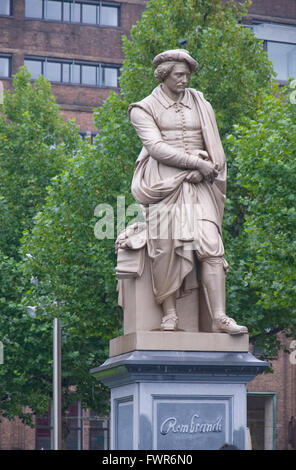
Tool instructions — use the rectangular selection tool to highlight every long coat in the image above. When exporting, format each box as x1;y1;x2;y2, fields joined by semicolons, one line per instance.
128;85;226;304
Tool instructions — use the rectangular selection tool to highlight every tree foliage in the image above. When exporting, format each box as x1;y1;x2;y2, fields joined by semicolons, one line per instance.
0;67;79;258
0;69;108;428
225;88;296;356
120;0;274;134
1;0;284;428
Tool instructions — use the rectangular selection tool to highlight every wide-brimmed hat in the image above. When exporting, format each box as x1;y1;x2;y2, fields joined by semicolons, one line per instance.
153;49;198;73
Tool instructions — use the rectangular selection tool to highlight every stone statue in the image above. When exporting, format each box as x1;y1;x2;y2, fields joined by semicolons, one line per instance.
116;49;247;336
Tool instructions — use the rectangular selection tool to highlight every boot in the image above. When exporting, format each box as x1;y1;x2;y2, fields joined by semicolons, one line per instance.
160;309;179;331
161;294;178;331
200;258;248;335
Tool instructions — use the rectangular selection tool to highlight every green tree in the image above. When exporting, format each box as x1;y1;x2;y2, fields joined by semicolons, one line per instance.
0;68;95;433
3;0;281;434
224;87;296;356
120;0;274;134
0;67;79;258
21;0;277;427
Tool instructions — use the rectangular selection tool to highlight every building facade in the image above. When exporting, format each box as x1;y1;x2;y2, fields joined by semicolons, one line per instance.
242;0;296;82
0;0;296;450
0;0;146;135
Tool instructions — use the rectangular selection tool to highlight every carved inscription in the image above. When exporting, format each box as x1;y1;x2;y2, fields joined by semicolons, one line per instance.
160;414;223;435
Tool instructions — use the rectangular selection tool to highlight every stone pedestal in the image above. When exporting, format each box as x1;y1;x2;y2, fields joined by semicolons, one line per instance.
91;246;268;450
91;349;268;450
117;250;213;336
109;330;249;357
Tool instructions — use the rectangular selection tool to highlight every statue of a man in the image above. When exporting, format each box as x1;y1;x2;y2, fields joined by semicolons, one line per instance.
128;49;247;335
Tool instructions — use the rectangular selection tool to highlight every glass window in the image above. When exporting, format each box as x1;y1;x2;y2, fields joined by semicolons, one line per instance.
63;1;70;21
46;61;62;81
62;62;71;82
249;23;296;82
24;0;120;26
25;0;43;18
24;59;43;79
102;67;118;87
82;64;97;85
36;402;82;450
267;41;296;81
0;56;10;77
82;3;97;24
45;0;62;21
100;5;118;26
65;402;82;450
35;410;52;450
72;63;81;83
0;0;11;15
89;413;110;450
71;2;81;23
23;56;121;87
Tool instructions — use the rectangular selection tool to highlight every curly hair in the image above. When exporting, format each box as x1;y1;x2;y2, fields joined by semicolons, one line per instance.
154;61;183;83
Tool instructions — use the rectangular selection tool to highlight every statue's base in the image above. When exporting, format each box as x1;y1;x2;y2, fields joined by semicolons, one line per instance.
91;348;268;450
109;331;249;357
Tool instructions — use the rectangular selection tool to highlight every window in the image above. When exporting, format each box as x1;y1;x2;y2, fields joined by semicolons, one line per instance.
266;41;296;81
62;62;71;82
0;55;11;78
71;2;81;23
0;0;12;16
46;0;62;21
249;22;296;81
100;4;118;26
247;393;276;450
46;61;62;82
65;402;82;450
24;56;120;87
35;409;52;450
102;66;118;87
36;402;83;450
79;131;97;144
24;58;42;79
25;0;120;26
82;3;97;24
81;64;97;85
89;412;110;450
25;0;43;18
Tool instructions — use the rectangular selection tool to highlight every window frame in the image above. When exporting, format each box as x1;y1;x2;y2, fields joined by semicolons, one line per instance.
99;1;120;27
0;0;12;16
24;0;120;27
24;55;120;88
0;53;12;78
247;392;277;450
24;57;44;79
35;401;83;450
246;21;296;83
265;39;296;82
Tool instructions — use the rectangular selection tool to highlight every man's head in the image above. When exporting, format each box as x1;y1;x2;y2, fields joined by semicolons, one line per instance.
160;61;191;95
153;49;198;83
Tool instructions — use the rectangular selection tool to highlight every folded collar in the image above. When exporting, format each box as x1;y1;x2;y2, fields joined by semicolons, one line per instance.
152;85;192;110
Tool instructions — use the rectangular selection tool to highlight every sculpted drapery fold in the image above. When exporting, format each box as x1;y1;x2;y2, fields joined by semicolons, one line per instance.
128;85;226;304
117;49;248;335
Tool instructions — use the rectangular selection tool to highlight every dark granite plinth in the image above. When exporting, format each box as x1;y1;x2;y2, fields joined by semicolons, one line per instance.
91;350;268;450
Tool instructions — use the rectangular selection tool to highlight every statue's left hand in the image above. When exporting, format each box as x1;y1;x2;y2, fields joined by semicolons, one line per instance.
185;170;203;184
